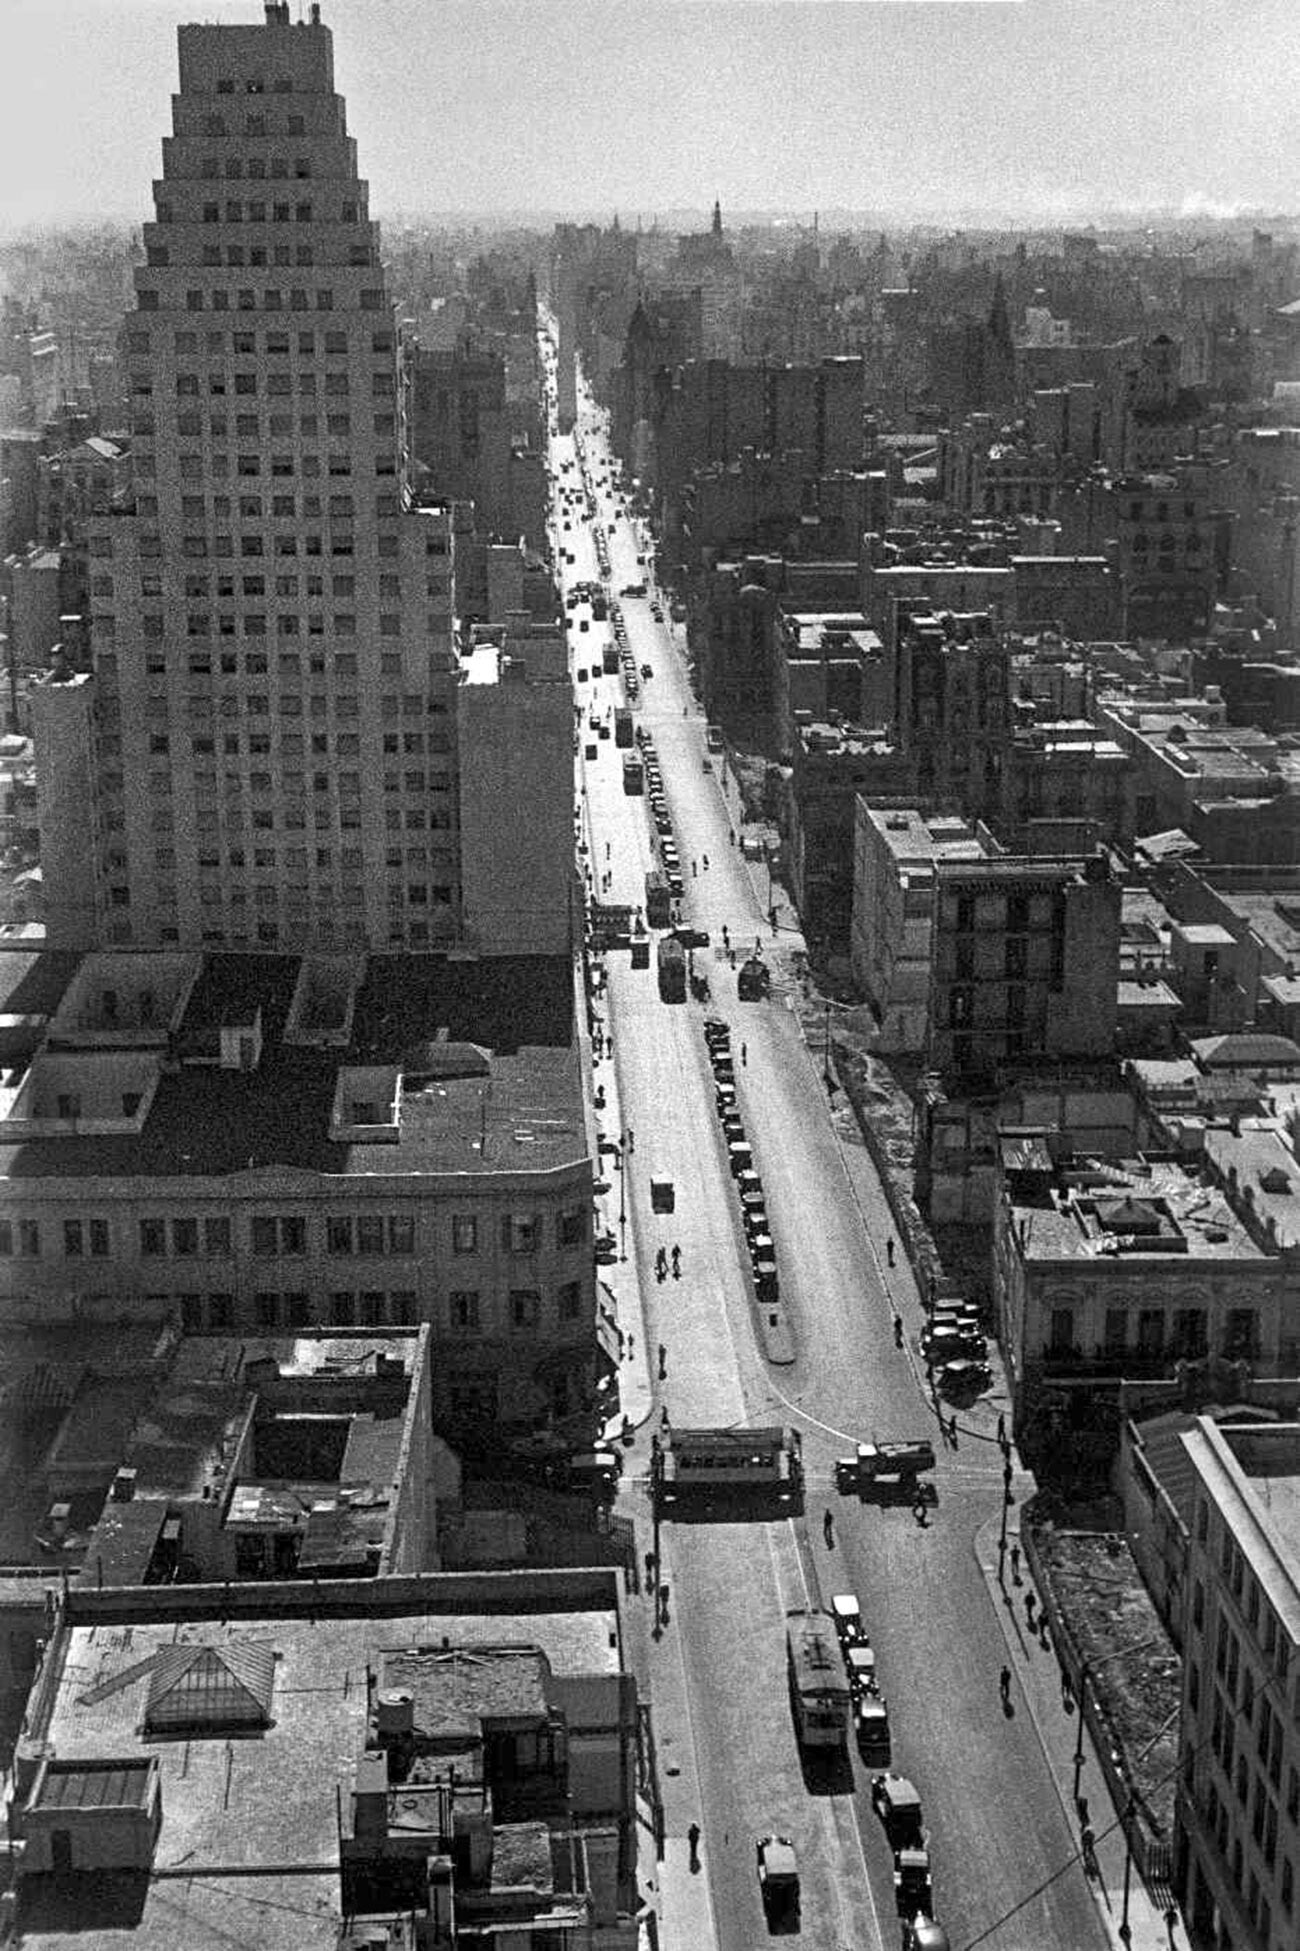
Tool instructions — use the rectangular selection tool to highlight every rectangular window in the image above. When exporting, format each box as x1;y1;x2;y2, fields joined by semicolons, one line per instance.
327;1215;353;1256
140;1218;166;1256
171;1217;199;1257
506;1214;538;1253
452;1214;478;1254
204;1216;232;1256
388;1214;415;1255
89;1218;110;1258
449;1290;480;1331
510;1289;540;1330
356;1213;384;1256
251;1215;278;1257
63;1218;83;1257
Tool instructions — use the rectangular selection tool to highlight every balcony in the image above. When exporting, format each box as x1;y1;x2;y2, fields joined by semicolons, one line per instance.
1040;1340;1250;1379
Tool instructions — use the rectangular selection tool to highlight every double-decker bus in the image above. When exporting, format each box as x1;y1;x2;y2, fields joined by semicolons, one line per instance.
786;1608;851;1749
614;706;634;748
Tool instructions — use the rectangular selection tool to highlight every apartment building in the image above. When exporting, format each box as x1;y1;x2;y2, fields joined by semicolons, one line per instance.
0;945;602;1445
38;3;464;952
995;1146;1284;1435
1176;1417;1300;1951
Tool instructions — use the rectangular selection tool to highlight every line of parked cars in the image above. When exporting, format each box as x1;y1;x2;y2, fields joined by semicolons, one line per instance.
703;1017;778;1310
640;733;683;899
829;1591;892;1764
609;599;640;704
921;1301;991;1402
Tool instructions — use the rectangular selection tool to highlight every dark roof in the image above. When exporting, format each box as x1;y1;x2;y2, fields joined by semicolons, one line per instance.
1;952;582;1181
31;1759;153;1812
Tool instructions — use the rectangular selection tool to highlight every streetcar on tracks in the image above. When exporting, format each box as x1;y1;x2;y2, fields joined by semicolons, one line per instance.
786;1607;851;1750
651;1424;803;1513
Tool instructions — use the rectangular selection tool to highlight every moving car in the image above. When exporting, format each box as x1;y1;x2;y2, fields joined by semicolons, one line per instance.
756;1834;800;1924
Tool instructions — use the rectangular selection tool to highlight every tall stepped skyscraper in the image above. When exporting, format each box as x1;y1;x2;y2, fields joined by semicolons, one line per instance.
35;1;464;951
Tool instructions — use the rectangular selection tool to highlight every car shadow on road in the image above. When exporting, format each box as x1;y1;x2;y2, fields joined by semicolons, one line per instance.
796;1745;856;1798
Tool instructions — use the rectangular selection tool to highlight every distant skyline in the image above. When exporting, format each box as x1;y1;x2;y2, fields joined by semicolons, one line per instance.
1;0;1297;231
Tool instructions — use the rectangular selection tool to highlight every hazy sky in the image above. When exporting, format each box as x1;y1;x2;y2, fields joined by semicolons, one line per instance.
2;0;1298;227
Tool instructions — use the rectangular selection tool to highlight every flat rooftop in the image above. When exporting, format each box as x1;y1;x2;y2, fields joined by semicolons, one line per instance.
1;951;583;1181
23;1595;620;1951
1006;1155;1264;1265
866;806;989;866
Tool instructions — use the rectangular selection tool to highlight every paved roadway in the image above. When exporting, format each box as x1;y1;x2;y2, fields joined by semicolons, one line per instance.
543;341;1107;1951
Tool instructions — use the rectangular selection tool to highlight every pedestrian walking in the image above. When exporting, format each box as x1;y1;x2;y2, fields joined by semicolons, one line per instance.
687;1822;701;1872
913;1495;928;1527
886;1236;896;1268
997;1411;1007;1446
741;1042;747;1066
645;1551;655;1588
1081;1824;1097;1876
999;1664;1012;1706
1024;1589;1036;1629
823;1508;835;1548
657;1342;667;1379
893;1314;904;1349
691;859;698;878
605;842;611;862
729;829;736;847
655;1246;667;1280
1010;1542;1021;1582
660;1404;670;1429
702;853;709;870
626;1126;635;1153
671;1243;681;1278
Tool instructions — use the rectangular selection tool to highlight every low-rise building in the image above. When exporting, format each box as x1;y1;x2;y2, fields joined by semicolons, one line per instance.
995;1145;1284;1445
74;1327;439;1587
4;1567;638;1949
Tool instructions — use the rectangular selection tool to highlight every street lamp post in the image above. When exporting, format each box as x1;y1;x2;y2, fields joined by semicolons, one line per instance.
1072;1658;1090;1805
618;1132;628;1262
997;1462;1013;1582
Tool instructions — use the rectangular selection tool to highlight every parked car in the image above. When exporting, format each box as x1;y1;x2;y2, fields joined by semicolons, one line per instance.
871;1774;925;1851
830;1592;866;1648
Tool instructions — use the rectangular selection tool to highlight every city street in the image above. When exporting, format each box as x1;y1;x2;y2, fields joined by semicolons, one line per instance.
546;346;1108;1951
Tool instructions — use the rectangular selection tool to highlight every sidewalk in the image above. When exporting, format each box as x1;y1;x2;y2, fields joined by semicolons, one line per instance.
975;1510;1183;1951
815;1038;1184;1950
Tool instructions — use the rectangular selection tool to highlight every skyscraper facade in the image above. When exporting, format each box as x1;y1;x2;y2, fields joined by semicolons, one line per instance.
38;2;461;951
